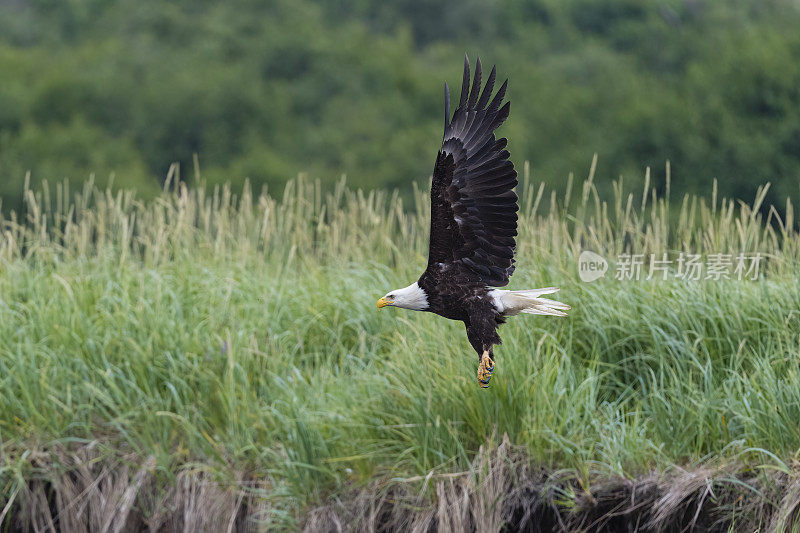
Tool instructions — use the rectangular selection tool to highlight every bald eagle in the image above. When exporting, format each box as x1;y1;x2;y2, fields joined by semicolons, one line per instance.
377;56;569;388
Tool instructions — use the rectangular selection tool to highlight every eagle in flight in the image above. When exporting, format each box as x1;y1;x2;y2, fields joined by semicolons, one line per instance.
377;56;569;388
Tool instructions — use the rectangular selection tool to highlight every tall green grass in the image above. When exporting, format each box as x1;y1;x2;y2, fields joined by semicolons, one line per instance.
1;161;799;528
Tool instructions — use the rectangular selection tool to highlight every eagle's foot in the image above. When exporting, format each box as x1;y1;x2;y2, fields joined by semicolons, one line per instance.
477;350;495;388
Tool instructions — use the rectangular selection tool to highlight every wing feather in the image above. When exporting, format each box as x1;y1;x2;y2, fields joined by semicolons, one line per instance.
426;56;518;287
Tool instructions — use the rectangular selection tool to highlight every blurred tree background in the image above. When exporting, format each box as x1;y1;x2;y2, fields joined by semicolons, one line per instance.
1;0;800;212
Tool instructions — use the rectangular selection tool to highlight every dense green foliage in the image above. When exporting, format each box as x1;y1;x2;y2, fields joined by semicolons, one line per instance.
1;174;799;527
2;0;800;212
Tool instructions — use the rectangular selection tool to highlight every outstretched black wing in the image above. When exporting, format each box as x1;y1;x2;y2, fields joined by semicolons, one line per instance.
427;55;518;287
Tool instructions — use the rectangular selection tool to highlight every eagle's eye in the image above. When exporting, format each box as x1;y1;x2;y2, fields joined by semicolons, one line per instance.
388;294;395;300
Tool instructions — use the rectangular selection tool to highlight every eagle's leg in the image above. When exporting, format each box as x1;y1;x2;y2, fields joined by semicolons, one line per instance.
466;308;502;388
477;349;495;388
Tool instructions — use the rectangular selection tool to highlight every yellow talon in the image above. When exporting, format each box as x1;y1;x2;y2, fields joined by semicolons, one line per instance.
477;350;495;388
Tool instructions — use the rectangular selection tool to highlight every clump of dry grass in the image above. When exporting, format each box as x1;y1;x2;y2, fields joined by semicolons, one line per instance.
304;435;799;532
3;441;270;532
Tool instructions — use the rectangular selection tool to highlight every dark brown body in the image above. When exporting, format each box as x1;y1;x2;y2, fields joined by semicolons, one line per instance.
417;264;504;357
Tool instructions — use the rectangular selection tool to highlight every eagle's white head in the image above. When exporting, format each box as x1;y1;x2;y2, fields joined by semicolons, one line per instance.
377;282;429;311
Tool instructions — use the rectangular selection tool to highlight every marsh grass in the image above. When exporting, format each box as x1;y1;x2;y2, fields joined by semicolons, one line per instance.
1;160;800;530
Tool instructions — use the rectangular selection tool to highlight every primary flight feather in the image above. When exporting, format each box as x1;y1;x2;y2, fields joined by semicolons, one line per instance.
377;56;569;388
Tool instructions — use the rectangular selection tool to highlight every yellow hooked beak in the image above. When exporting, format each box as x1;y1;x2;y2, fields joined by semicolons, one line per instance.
377;297;389;309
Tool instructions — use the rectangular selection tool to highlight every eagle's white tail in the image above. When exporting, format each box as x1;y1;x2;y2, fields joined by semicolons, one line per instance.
489;287;570;317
